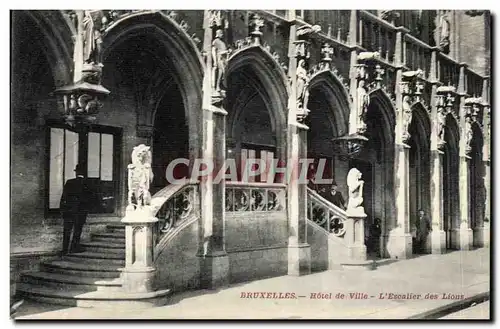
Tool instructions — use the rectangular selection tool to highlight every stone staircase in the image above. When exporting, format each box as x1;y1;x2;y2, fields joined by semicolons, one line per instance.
16;223;170;308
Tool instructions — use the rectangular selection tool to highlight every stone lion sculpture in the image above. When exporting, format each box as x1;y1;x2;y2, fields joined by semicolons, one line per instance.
127;144;154;211
346;167;366;216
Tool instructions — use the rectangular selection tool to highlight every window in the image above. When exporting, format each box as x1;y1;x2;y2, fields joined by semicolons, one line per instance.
239;143;276;183
47;122;122;215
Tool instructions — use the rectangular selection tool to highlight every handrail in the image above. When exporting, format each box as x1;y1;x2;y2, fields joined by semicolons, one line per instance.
150;180;195;215
151;181;199;246
226;181;287;189
307;187;347;237
226;182;286;212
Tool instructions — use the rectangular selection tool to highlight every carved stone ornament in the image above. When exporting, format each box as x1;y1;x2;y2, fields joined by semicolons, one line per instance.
249;13;265;45
357;51;380;62
320;43;334;69
127;144;154;213
346;168;366;217
296;24;322;40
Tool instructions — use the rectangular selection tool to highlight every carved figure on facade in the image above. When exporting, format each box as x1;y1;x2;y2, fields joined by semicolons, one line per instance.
346;168;365;217
127;144;154;211
211;29;228;95
357;80;370;134
437;11;451;54
296;59;310;110
401;95;413;142
82;10;103;65
464;116;473;155
436;107;447;148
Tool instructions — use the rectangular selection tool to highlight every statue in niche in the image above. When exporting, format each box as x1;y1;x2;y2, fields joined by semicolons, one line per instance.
296;59;310;109
436;108;447;146
127;144;154;211
464;117;473;154
346;168;365;217
82;10;103;65
357;80;370;122
211;29;228;95
401;95;413;141
438;11;450;54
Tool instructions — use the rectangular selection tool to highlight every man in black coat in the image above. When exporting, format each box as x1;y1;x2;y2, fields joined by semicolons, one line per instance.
60;164;92;254
324;183;346;210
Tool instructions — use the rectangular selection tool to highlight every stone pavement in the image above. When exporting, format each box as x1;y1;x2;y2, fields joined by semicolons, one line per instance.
14;248;490;320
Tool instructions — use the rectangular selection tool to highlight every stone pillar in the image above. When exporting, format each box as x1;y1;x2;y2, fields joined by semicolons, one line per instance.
197;10;229;288
121;209;158;293
480;97;491;247
287;123;311;276
428;81;454;254
285;10;316;276
455;64;473;250
387;30;413;259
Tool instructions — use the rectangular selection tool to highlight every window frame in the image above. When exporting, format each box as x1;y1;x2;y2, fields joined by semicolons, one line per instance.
44;120;123;218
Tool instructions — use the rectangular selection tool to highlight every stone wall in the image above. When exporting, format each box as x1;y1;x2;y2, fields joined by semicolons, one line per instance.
154;219;201;292
228;246;288;283
454;11;490;76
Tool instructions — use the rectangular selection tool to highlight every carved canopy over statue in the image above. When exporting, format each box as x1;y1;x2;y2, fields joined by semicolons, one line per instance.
346;168;366;217
127;144;154;211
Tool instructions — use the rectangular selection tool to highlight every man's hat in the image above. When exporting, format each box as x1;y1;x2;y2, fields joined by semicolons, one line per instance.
74;163;85;173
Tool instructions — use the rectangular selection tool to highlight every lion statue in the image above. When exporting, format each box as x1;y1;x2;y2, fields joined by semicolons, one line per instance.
346;167;366;216
127;144;154;211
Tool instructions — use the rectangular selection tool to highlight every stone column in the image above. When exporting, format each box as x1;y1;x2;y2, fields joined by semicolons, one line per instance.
387;28;413;259
285;10;316;276
428;83;454;254
455;64;473;250
479;91;491;247
197;10;229;288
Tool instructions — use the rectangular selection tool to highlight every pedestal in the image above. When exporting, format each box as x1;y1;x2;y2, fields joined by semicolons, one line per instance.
199;251;229;289
427;229;446;254
341;213;375;270
473;224;490;248
288;243;311;276
387;227;413;259
457;222;473;250
120;209;158;293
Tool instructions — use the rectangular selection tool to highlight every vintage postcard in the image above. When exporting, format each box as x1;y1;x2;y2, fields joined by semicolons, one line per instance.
10;9;491;320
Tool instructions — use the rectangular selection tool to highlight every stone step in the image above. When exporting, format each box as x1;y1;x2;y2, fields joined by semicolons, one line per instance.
106;224;126;233
17;282;171;309
66;251;124;260
41;260;121;278
81;242;125;254
91;233;125;244
20;271;123;292
64;254;125;266
91;232;125;239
